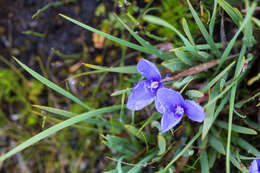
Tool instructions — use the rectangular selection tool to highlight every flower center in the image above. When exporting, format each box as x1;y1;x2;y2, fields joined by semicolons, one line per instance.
174;106;184;117
151;81;159;89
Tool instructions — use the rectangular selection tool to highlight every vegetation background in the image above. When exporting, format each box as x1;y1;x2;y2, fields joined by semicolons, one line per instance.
0;0;259;172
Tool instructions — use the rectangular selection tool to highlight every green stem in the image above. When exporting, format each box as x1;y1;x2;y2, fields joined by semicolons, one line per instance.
226;45;246;173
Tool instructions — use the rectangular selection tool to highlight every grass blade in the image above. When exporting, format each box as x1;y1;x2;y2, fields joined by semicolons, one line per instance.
217;0;242;27
114;14;173;60
187;0;221;57
209;0;218;36
217;2;256;70
163;130;201;171
13;57;91;110
83;63;138;74
0;105;121;162
200;150;209;173
143;15;198;56
216;120;257;135
201;60;235;93
181;18;195;45
226;45;247;173
59;14;158;57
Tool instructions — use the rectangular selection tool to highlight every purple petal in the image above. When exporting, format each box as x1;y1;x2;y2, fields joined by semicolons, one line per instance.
155;97;164;113
137;59;161;80
127;80;155;111
156;88;184;113
161;111;183;133
249;159;259;173
184;100;206;122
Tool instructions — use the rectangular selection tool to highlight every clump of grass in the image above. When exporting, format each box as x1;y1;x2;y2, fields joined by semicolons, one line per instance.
1;0;259;172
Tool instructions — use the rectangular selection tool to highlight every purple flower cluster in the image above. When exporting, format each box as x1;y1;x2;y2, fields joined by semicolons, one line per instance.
127;59;206;133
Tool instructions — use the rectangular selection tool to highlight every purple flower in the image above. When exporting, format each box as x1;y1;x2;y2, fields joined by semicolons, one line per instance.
156;88;206;133
127;59;163;111
249;157;260;173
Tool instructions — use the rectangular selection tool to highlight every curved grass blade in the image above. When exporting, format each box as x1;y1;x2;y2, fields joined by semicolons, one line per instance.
143;15;198;57
127;151;157;173
200;150;209;173
201;60;235;93
209;0;217;36
13;57;91;110
225;45;247;173
217;2;256;70
59;14;155;56
83;63;138;74
114;14;173;60
33;105;76;117
216;120;257;135
187;0;221;57
217;0;242;27
0;105;121;162
34;105;122;129
163;129;202;171
234;137;260;156
111;88;132;97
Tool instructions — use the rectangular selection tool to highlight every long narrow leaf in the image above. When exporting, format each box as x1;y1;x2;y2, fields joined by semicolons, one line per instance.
0;105;121;162
13;57;91;110
187;0;221;57
59;14;158;57
217;2;256;70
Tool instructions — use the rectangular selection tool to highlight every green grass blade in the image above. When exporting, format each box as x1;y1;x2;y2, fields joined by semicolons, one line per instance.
59;14;155;56
201;60;235;93
161;58;187;72
202;86;218;140
13;57;91;110
143;15;198;56
216;120;257;135
114;14;173;60
209;135;225;155
33;105;76;117
83;63;138;74
200;150;209;173
202;94;229;140
209;0;217;36
181;18;195;45
187;0;221;57
127;151;157;173
33;104;117;128
217;0;243;27
111;88;132;97
235;91;260;108
0;105;121;162
173;49;194;66
217;3;256;70
235;137;260;156
204;74;241;108
252;17;260;28
226;45;247;173
163;130;201;171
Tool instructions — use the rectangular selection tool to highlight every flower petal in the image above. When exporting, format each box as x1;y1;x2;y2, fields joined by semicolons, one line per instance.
156;88;184;113
155;96;164;113
137;59;161;80
249;159;259;173
161;111;183;133
184;100;206;122
127;80;155;110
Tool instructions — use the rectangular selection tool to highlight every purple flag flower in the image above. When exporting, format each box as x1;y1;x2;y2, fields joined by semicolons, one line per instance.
127;59;163;111
156;88;206;133
249;157;260;173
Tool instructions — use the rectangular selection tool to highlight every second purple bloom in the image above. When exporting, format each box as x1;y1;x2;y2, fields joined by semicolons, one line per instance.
156;88;206;133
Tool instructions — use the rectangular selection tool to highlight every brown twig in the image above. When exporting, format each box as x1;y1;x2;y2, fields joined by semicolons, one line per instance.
162;59;219;82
